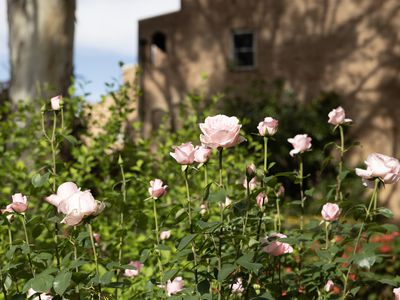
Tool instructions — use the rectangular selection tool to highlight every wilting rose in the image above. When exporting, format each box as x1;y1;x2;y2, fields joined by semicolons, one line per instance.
256;192;267;209
194;146;212;163
46;182;104;226
170;142;196;165
166;277;184;296
287;134;312;157
93;233;101;245
27;288;53;300
199;114;244;149
160;230;171;240
246;163;256;178
148;179;167;199
328;106;352;125
50;95;62;111
257;117;278;136
124;261;143;277
321;203;341;222
276;185;285;198
324;280;334;292
243;177;257;191
2;193;28;214
393;287;400;300
355;153;400;187
231;278;244;294
261;233;293;256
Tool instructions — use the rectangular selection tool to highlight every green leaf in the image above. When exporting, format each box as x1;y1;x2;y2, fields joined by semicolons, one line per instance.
374;207;393;219
63;134;79;145
100;271;114;285
218;264;235;282
31;172;50;188
140;249;150;263
196;221;220;231
162;269;179;283
304;188;315;197
208;190;226;204
177;234;197;251
53;271;71;295
30;274;54;293
197;280;210;295
202;183;213;201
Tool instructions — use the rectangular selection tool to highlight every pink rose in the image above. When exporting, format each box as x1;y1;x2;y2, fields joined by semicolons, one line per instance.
243;177;257;191
393;287;400;300
50;95;62;111
230;278;244;294
124;261;143;277
28;288;53;300
261;233;293;256
257;117;279;136
276;185;285;198
246;163;256;178
321;203;341;222
328;106;352;125
160;230;171;240
166;277;184;296
2;193;28;214
355;153;400;187
324;280;334;292
199;114;245;149
287;134;312;157
170;142;196;165
46;182;104;226
194;146;212;163
256;192;267;209
148;179;168;199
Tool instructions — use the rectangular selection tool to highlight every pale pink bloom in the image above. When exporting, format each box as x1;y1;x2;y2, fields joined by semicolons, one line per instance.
261;233;293;256
324;280;334;292
393;287;400;300
246;163;256;178
276;185;285;198
194;146;212;163
219;197;232;209
124;261;143;277
160;230;171;240
2;193;28;214
199;203;207;215
50;95;62;111
243;177;257;191
321;203;341;222
231;278;244;294
166;277;184;296
199;114;245;149
257;117;278;136
287;134;312;157
27;288;53;300
148;179;167;199
170;142;196;165
256;192;267;209
328;106;352;125
93;233;101;244
46;182;104;226
355;153;400;187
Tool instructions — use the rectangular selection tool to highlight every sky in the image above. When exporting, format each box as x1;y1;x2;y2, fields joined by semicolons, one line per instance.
0;0;180;101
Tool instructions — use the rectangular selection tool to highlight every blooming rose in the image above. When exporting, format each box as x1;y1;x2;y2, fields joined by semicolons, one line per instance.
257;117;279;136
199;114;244;149
328;106;352;125
231;278;244;294
394;287;400;300
46;182;104;226
166;277;184;296
27;288;53;300
124;261;143;277
321;203;341;222
287;134;312;157
148;179;168;199
170;142;196;165
261;233;293;256
246;163;256;178
160;230;171;240
355;153;400;187
243;177;257;191
324;280;334;292
50;95;62;111
2;193;28;214
256;192;267;209
194;146;212;163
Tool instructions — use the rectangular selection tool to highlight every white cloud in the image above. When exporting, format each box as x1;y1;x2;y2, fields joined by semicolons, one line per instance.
76;0;180;56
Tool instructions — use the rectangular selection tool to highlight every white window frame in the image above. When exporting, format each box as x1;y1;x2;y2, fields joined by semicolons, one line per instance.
229;29;257;71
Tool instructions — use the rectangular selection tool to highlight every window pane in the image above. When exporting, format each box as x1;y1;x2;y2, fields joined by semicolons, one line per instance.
235;51;254;67
234;33;253;48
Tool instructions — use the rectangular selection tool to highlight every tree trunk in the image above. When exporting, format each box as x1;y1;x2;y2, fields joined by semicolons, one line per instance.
7;0;75;103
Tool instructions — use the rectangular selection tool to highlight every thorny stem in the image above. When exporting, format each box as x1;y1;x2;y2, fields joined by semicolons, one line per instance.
299;155;305;233
152;199;164;278
21;215;35;277
218;148;224;299
7;223;12;249
325;222;330;250
335;126;345;202
341;179;379;299
88;223;101;299
264;137;268;175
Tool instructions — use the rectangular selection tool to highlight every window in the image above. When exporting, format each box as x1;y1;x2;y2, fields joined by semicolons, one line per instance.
230;30;256;70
